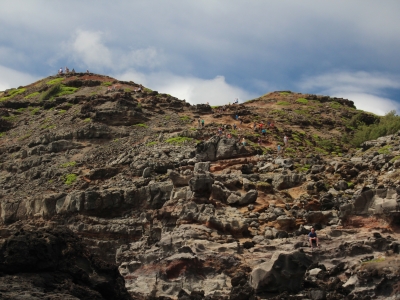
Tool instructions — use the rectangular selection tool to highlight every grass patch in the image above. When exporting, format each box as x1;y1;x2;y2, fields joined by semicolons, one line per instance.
134;123;148;128
0;88;26;101
165;115;171;120
40;84;78;101
2;115;18;122
17;108;26;112
124;88;131;92
277;101;290;106
143;88;153;93
59;110;67;114
18;133;31;141
329;101;342;109
30;107;40;115
102;81;112;86
84;118;91;122
315;147;329;155
47;78;64;85
60;161;76;168
280;91;292;96
179;115;191;123
165;137;193;144
146;141;158;146
378;145;392;155
296;98;308;104
25;91;40;99
64;173;77;185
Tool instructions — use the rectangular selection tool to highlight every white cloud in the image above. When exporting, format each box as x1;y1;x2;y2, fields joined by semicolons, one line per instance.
297;71;400;115
58;30;164;72
116;70;256;105
0;65;39;91
70;30;113;69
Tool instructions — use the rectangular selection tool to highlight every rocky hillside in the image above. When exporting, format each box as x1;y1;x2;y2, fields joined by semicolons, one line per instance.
0;73;400;300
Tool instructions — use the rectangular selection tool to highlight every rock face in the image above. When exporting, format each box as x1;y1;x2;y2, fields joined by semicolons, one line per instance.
2;75;400;299
0;225;132;300
249;251;312;293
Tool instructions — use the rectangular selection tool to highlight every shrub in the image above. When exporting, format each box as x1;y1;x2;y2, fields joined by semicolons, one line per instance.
180;115;191;123
166;137;193;144
25;92;40;99
351;111;400;147
102;81;112;86
0;88;26;101
64;173;77;185
31;108;40;115
280;91;292;95
146;141;158;146
329;101;342;109
296;98;308;104
134;123;148;128
40;84;78;101
84;118;91;122
61;161;76;168
277;101;290;106
46;78;64;85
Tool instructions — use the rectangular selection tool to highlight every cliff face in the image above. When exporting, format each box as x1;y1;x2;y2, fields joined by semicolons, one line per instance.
0;73;399;299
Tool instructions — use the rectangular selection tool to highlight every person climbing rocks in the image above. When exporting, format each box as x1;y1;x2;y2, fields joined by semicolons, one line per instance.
284;135;288;147
197;118;201;128
277;144;281;156
201;119;204;127
308;228;319;248
242;138;246;146
233;123;237;130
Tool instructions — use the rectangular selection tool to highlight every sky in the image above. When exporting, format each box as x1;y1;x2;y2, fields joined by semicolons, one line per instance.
1;0;400;115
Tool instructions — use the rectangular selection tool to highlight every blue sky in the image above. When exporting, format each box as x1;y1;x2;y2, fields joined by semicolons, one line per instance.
1;0;400;115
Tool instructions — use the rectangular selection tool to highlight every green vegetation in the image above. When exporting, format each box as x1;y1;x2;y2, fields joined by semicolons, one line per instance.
315;147;329;155
166;137;193;144
64;173;77;185
134;123;148;128
347;182;354;189
59;110;67;114
61;161;76;168
18;133;31;141
124;88;131;92
350;111;400;147
277;101;290;106
0;88;26;101
84;118;91;122
102;81;112;86
17;108;26;112
40;124;55;129
165;115;171;120
46;78;65;85
378;145;392;155
143;88;153;93
179;115;191;123
40;84;78;101
1;115;18;122
25;91;40;99
30;107;40;115
296;98;308;104
146;141;158;146
329;101;342;109
280;91;292;96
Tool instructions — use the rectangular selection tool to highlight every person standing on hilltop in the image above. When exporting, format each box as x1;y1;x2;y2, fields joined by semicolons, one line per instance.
283;135;288;147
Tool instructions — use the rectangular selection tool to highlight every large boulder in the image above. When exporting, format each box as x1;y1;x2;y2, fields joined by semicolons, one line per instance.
249;250;312;293
273;173;305;190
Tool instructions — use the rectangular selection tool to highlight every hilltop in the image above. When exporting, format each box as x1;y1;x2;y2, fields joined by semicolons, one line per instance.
0;73;400;299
